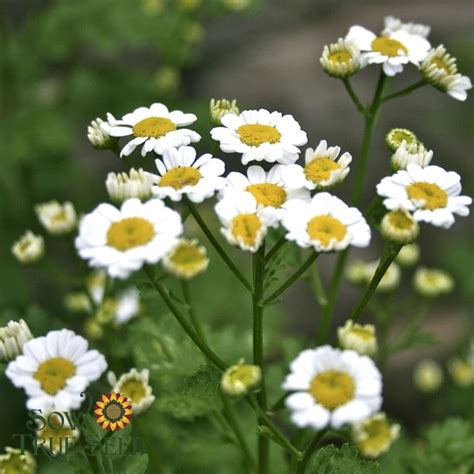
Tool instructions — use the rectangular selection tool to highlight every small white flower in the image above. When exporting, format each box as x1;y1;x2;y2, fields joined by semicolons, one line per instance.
110;368;155;415
222;164;310;221
37;411;80;455
282;193;371;252
210;98;239;125
380;209;419;244
0;447;36;474
86;270;107;305
383;16;431;38
11;231;45;264
87;117;113;150
75;198;183;279
413;267;454;297
390;140;433;171
353;413;400;458
106;168;154;203
396;243;420;266
281;140;352;191
376;164;472;229
0;319;33;362
346;25;431;76
6;329;107;411
385;127;419;152
114;288;141;325
413;359;443;392
35;201;77;235
107;103;201;157
163;238;209;279
283;345;382;430
338;320;377;356
215;191;279;252
221;360;262;396
151;146;226;203
421;45;472;101
320;38;361;78
211;108;307;165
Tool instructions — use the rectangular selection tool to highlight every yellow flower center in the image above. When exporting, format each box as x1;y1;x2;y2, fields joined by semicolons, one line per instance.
350;327;374;341
390;130;417;147
406;182;448;210
132;117;177;138
304;157;341;184
40;416;76;453
307;215;347;246
246;183;287;208
309;370;355;410
227;365;259;386
34;357;76;395
170;243;205;269
104;402;124;421
388;211;415;230
371;36;408;57
237;124;281;146
358;418;392;453
0;452;31;472
120;379;147;404
231;214;262;247
431;57;456;76
52;210;68;223
159;166;201;190
107;217;155;251
328;50;353;64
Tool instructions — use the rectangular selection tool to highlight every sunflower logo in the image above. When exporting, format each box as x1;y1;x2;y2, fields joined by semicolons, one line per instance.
94;392;133;431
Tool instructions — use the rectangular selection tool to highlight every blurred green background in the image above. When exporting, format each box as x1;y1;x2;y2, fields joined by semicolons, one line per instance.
1;0;473;472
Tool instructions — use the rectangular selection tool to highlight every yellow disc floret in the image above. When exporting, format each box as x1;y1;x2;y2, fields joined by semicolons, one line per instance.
231;214;262;247
307;215;347;246
371;37;408;57
159;167;201;190
304;157;341;185
237;124;281;146
132;117;176;138
34;358;76;395
309;370;355;410
406;182;448;210
246;183;287;208
107;217;155;251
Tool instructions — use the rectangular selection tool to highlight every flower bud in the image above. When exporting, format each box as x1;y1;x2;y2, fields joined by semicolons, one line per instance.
35;200;77;235
447;357;474;387
385;128;418;152
320;38;361;78
413;359;443;392
221;360;262;396
210;98;239;125
396;243;420;267
106;168;153;203
380;210;419;244
163;239;209;279
0;447;36;474
413;267;454;297
0;319;34;362
338;320;377;356
87;117;114;150
390;141;433;171
64;292;92;313
11;230;44;264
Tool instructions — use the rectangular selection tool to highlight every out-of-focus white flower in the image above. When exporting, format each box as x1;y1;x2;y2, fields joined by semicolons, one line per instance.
413;359;443;392
320;39;361;78
283;345;382;430
380;209;419;244
338;320;377;356
396;243;420;266
447;357;474;387
345;260;369;285
390;141;433;171
221;360;262;396
106;168;153;203
210;98;239;125
87;117;113;150
385;127;419;152
35;201;77;235
113;288;141;325
11;231;44;264
37;412;79;455
413;267;454;297
383;16;430;38
163;239;209;279
0;447;36;474
0;319;33;362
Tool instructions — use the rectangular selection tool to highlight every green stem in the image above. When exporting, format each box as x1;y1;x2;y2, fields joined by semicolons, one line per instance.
349;242;402;323
310;261;327;306
265;233;288;263
342;78;365;114
382;79;426;102
296;430;326;474
181;280;207;343
262;251;319;306
269;392;289;414
186;200;253;293
144;266;227;371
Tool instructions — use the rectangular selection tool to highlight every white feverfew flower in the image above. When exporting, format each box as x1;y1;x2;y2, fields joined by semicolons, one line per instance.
221;360;262;396
215;191;279;252
163;239;209;279
385;127;419;152
390;140;433;171
106;168;153;203
75;198;183;279
222;164;310;221
353;413;400;458
346;25;431;76
0;319;34;362
421;45;472;101
114;288;141;325
383;16;431;38
413;267;454;297
283;345;382;430
211;108;307;165
338;320;377;356
320;38;361;78
282;140;352;191
0;447;36;474
35;201;77;235
37;411;80;455
87;117;113;150
151;146;226;203
107;103;201;157
376;164;472;229
6;329;107;411
282;193;371;252
11;231;44;264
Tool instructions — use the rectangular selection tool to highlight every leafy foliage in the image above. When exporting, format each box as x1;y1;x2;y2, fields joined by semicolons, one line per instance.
310;444;379;473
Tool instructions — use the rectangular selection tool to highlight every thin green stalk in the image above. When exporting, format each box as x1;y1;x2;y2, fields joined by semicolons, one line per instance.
181;280;207;343
382;79;426;102
296;430;326;474
144;266;227;371
349;242;402;323
342;78;365;114
265;233;288;263
310;261;327;306
262;251;319;306
186;200;253;293
269;392;289;414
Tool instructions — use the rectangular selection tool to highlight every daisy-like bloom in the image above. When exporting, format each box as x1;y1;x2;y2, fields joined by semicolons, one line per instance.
396;243;420;267
390;141;433;171
107;103;201;157
282;140;352;191
0;319;33;362
215;191;279;252
320;38;361;78
210;98;239;125
376;164;472;229
448;357;474;387
413;359;443;392
221;360;262;396
95;392;133;431
413;267;454;297
106;168;153;203
6;329;107;411
75;198;182;279
383;16;430;38
364;260;401;292
37;412;79;455
151;146;226;203
338;320;377;356
421;45;472;101
35;201;77;235
283;345;382;430
87;117;113;150
11;230;44;264
346;25;431;76
163;238;209;279
0;447;36;474
282;193;371;252
223;164;310;220
108;368;155;415
353;413;400;458
380;209;419;244
210;108;308;165
385;127;419;152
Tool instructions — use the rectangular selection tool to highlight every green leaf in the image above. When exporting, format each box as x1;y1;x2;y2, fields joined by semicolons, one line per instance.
310;444;380;473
